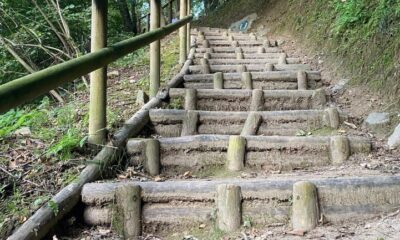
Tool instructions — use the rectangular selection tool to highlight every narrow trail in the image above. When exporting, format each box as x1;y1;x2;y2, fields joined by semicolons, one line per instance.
76;27;399;239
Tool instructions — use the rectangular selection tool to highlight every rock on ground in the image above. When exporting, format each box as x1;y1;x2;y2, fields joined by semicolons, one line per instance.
365;112;390;132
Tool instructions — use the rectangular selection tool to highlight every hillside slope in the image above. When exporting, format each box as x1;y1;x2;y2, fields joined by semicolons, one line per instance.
197;0;400;105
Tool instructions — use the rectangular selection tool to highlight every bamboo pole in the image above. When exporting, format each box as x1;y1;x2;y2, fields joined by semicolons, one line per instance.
89;0;108;145
0;16;192;114
179;0;187;64
150;0;161;97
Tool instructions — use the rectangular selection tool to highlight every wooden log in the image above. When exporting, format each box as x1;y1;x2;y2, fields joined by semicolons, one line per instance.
216;184;242;231
297;71;308;90
181;110;199;136
186;0;191;54
203;53;211;59
213;72;224;89
330;136;350;165
263;39;271;48
311;89;327;109
145;139;160;176
200;58;210;74
231;40;239;47
227;136;246;171
324;107;340;129
116;185;142;239
88;0;108;145
205;58;301;65
241;72;253;90
184;88;197;110
187;48;196;60
292;181;319;232
189;64;311;73
241;112;262;136
250;89;264;111
195;46;283;53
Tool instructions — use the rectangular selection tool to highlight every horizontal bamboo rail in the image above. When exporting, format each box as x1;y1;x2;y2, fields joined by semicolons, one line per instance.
0;16;192;114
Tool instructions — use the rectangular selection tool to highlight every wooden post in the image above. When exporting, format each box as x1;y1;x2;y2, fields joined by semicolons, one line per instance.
241;72;252;89
89;0;108;145
149;0;161;97
145;139;160;175
181;110;199;136
186;0;191;54
297;71;308;90
227;135;246;171
241;112;262;136
213;72;224;89
265;63;274;71
179;0;187;64
216;184;242;231
236;65;247;73
330;136;350;165
292;181;319;232
250;89;264;111
185;89;197;110
200;58;211;74
278;53;287;65
116;185;142;239
324;107;340;129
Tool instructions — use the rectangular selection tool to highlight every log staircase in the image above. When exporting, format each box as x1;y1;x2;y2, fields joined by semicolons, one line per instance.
80;27;400;238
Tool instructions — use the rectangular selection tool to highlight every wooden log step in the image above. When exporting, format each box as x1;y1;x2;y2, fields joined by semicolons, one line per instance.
194;53;283;59
197;35;258;41
81;175;400;227
169;88;327;111
125;135;370;173
146;108;343;137
195;58;301;66
189;64;312;73
182;72;322;90
196;47;283;53
198;40;263;46
184;71;323;90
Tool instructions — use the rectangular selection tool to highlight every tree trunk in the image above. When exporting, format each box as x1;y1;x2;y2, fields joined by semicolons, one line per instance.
116;0;134;32
130;0;138;34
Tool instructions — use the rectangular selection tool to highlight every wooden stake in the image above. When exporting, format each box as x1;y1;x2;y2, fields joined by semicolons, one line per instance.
200;58;211;74
297;71;307;90
227;135;246;171
181;110;198;136
330;136;350;165
250;89;264;111
324;107;340;129
236;65;247;73
89;0;108;145
202;39;210;48
265;63;274;71
116;185;142;239
292;181;319;232
216;184;242;231
213;72;224;89
184;88;197;110
241;112;262;136
179;0;187;64
241;72;252;89
278;53;287;65
150;0;161;97
258;47;266;54
145;139;160;176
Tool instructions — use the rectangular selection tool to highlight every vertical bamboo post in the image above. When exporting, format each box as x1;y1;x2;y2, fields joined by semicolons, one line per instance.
186;0;191;54
116;185;142;239
145;139;160;176
89;0;108;145
147;14;150;32
179;0;188;64
149;0;161;97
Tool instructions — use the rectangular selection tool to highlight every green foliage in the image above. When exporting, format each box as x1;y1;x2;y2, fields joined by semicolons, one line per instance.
47;200;59;216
